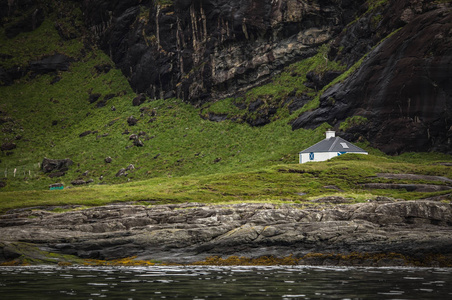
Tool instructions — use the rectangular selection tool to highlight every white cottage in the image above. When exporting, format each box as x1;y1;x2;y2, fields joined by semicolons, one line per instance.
299;130;368;163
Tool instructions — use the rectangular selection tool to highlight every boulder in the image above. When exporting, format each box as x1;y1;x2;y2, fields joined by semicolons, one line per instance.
88;93;101;104
127;116;138;126
1;142;16;151
132;94;146;106
41;158;73;173
30;53;73;75
79;130;92;137
115;168;127;177
71;179;86;185
133;139;144;147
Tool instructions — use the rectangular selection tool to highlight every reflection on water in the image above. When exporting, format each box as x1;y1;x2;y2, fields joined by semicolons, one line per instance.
0;265;451;299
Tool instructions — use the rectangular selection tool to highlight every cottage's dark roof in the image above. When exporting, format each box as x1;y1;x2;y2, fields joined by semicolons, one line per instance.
300;136;368;153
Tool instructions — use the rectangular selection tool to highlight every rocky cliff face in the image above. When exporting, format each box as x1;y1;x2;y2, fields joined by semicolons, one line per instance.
292;0;452;154
80;0;451;154
2;0;451;155
82;0;360;103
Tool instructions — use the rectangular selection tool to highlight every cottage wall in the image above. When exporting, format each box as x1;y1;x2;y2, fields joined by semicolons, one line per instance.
299;151;368;163
299;152;334;163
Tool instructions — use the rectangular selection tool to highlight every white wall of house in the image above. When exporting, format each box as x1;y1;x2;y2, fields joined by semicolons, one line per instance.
299;151;367;163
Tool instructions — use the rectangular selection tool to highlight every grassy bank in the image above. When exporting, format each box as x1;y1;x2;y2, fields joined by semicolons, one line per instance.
1;1;451;214
1;153;451;214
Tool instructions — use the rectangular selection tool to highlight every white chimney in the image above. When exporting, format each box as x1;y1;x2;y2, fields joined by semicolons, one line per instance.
325;130;335;139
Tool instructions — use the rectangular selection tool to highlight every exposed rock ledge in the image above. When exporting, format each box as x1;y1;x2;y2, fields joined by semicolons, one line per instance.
1;200;451;266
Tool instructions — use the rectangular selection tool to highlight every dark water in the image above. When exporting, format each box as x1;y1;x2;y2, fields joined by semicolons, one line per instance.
0;265;451;299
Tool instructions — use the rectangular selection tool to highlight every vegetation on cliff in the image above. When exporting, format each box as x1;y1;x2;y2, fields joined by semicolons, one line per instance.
0;0;451;212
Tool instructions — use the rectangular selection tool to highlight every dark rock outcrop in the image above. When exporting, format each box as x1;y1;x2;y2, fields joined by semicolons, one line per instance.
4;7;45;38
88;93;101;104
292;1;452;154
0;201;451;265
41;158;74;173
127;116;138;126
132;93;146;106
1;142;16;152
30;53;74;75
81;0;360;104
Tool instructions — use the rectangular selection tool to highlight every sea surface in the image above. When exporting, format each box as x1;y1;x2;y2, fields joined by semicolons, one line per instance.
0;265;451;299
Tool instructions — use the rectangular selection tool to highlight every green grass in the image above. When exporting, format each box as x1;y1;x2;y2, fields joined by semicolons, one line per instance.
0;1;451;214
1;153;451;214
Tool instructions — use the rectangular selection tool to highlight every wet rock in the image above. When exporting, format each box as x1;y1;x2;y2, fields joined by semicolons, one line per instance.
0;201;451;265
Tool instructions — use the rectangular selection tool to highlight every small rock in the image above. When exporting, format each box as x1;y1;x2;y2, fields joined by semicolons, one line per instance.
71;179;86;185
105;157;112;163
88;93;101;104
127;116;138;126
79;130;92;138
133;139;144;147
132;93;146;106
1;142;16;151
94;64;112;74
48;172;65;178
115;168;127;177
126;164;135;171
129;134;138;140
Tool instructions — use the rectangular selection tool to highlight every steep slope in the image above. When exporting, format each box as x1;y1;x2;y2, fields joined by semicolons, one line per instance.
80;0;452;154
292;0;452;154
82;0;361;103
1;0;452;192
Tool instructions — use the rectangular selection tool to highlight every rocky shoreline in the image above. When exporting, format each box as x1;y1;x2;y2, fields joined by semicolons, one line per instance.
1;198;452;267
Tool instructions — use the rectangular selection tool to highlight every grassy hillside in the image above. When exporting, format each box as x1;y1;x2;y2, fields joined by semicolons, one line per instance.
0;2;451;213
